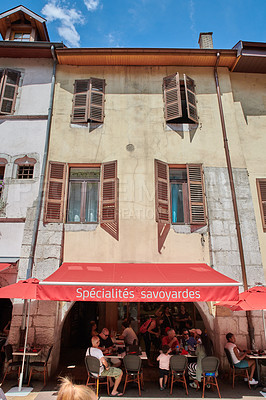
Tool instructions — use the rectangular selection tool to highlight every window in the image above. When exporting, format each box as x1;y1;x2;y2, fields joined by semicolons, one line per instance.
257;179;266;232
163;73;198;124
0;69;21;115
0;165;5;199
67;168;100;223
71;78;105;124
44;161;119;240
155;160;206;253
15;156;36;179
13;32;31;41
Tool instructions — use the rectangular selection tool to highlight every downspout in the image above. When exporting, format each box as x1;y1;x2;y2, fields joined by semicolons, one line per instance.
214;53;255;348
21;45;57;331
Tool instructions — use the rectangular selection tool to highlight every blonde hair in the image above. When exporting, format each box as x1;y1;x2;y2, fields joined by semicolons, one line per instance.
57;377;97;400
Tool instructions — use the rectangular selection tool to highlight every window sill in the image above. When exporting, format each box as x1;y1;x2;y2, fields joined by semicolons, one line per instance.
64;223;98;232
172;224;207;234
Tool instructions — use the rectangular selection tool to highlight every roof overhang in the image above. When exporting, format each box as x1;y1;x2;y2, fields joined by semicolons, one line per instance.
0;41;65;58
55;47;237;68
232;41;266;73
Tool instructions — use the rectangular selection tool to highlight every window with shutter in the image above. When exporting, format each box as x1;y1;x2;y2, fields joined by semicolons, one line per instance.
257;179;266;232
163;73;198;124
44;162;67;223
100;161;119;241
71;78;105;124
0;69;20;115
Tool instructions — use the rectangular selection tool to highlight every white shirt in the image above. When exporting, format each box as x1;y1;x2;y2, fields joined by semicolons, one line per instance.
122;327;138;345
225;342;239;365
86;347;104;375
157;353;171;370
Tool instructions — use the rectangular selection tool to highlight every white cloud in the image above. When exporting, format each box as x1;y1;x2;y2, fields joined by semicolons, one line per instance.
189;0;196;36
42;1;84;47
105;32;122;47
84;0;101;12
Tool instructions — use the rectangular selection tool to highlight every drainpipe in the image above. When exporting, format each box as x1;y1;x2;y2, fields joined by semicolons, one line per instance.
214;53;255;349
21;45;57;332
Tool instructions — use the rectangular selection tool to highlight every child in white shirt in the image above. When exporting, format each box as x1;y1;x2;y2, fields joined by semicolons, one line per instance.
157;345;171;390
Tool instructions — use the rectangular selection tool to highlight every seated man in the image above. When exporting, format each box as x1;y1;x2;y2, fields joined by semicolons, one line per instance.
188;329;201;350
86;336;123;396
119;320;138;346
225;332;258;385
98;328;114;352
179;328;190;349
161;329;179;352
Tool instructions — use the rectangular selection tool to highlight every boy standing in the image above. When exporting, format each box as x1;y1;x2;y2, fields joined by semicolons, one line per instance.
157;345;171;390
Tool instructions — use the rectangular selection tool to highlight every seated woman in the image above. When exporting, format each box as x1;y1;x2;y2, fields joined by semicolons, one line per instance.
225;332;258;385
188;333;213;389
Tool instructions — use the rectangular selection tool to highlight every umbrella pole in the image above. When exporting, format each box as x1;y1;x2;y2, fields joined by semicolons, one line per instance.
18;299;31;391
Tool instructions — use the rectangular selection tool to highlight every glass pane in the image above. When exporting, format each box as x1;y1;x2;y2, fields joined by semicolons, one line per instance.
4;85;15;100
171;183;184;223
68;182;82;222
6;71;18;85
85;182;98;222
70;168;100;180
1;100;12;114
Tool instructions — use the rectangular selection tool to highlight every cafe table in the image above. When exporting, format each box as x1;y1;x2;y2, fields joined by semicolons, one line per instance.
105;351;148;360
13;348;42;382
247;352;266;383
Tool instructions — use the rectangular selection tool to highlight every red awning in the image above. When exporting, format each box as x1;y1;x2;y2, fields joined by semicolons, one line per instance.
38;262;240;302
0;263;11;272
216;286;266;311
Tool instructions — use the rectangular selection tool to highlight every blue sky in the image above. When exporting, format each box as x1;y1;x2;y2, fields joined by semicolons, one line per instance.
1;0;266;48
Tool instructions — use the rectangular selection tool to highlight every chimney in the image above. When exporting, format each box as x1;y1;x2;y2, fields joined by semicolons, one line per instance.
198;32;213;49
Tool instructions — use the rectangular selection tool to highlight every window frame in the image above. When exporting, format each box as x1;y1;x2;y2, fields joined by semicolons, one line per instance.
169;166;189;224
257;178;266;232
0;69;21;115
66;166;101;224
14;156;36;180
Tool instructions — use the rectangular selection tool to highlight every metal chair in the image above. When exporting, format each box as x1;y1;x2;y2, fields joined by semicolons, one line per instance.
201;356;221;398
123;354;143;396
170;355;188;395
1;344;21;384
85;355;109;397
224;348;251;389
27;346;53;386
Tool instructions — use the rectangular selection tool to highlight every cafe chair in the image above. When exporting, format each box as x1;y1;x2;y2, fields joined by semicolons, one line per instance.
224;348;251;389
170;354;188;395
1;344;21;385
123;354;143;396
27;346;53;386
201;356;221;398
85;355;109;397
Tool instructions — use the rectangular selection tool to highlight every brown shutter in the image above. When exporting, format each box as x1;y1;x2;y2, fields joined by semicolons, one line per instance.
89;78;105;123
257;179;266;232
163;73;182;122
184;74;198;123
71;79;90;123
100;161;119;240
155;160;171;253
44;162;67;223
187;164;206;224
0;69;20;115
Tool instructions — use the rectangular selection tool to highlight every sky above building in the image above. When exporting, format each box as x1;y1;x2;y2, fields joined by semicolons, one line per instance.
1;0;265;49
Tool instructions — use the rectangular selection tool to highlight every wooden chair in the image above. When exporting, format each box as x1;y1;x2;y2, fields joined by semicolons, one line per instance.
170;355;188;395
27;346;53;386
1;344;21;384
201;356;221;398
85;355;109;397
224;348;251;389
123;355;143;396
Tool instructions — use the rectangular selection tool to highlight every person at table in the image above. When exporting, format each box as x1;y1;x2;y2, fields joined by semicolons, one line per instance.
176;305;191;333
188;333;213;389
161;329;179;352
157;345;171;391
98;328;114;352
86;336;123;396
225;332;258;385
119;320;138;346
161;306;174;335
188;329;202;350
144;317;163;366
57;376;97;400
179;328;190;350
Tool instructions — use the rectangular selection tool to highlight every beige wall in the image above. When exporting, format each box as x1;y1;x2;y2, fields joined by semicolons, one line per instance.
47;65;256;265
230;72;266;280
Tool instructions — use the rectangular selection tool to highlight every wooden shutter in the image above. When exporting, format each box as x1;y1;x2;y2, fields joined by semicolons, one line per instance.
71;79;90;123
187;164;206;225
163;73;182;122
155;160;171;253
44;162;67;223
100;161;119;240
89;78;105;123
257;179;266;232
184;74;198;123
0;69;20;115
